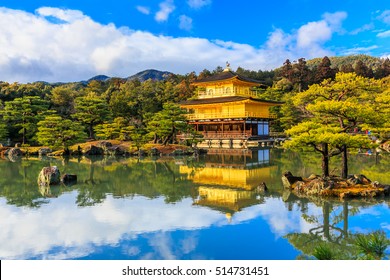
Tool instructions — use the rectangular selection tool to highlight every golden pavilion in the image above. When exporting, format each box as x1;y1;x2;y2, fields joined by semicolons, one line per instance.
180;63;282;148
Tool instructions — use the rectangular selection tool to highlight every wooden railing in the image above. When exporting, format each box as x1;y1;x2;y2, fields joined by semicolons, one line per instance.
186;111;277;120
197;89;259;99
177;131;250;139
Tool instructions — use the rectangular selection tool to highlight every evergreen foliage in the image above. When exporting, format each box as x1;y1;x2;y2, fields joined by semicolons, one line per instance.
36;115;87;152
1;96;51;144
284;73;388;178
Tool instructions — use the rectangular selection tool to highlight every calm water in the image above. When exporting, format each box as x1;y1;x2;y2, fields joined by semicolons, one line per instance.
0;149;389;260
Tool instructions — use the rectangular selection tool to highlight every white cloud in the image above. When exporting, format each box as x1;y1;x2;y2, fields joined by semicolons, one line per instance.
179;15;193;31
341;45;379;56
350;23;375;35
0;7;348;83
155;0;175;22
377;30;390;38
187;0;211;9
136;6;151;15
36;7;85;23
296;11;347;57
378;10;390;25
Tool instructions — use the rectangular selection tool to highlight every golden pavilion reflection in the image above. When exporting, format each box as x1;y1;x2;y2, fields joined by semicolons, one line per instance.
180;148;276;216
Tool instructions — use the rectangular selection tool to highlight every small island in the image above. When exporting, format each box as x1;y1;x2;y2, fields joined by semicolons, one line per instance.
282;171;390;199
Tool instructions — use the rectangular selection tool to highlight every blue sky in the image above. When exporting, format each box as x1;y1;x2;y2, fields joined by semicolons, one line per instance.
0;0;389;82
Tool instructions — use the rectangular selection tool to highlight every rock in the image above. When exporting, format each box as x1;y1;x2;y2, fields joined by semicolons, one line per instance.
307;174;319;180
133;149;146;157
38;166;61;186
170;149;184;156
5;148;23;161
150;147;160;156
105;146;122;156
257;182;268;192
61;174;77;185
347;174;372;185
83;145;104;156
281;171;303;189
97;141;113;148
5;148;22;157
384;186;390;196
38;148;52;156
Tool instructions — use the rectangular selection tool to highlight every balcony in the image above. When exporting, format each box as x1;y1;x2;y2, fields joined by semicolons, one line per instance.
197;88;260;99
186;111;277;120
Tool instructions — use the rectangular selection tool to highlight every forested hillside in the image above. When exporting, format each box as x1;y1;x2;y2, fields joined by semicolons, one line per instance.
0;55;389;150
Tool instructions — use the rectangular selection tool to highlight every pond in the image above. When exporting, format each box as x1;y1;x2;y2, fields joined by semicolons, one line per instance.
0;148;389;260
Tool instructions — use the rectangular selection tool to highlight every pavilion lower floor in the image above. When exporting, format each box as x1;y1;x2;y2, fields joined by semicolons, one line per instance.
190;119;270;140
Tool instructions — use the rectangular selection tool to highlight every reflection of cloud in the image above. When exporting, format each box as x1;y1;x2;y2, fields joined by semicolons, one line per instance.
180;233;198;254
0;194;224;259
380;223;390;231
229;198;325;239
148;233;175;259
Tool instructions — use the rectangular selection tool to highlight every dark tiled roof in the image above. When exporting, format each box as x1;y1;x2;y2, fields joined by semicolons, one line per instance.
193;71;262;85
180;96;283;105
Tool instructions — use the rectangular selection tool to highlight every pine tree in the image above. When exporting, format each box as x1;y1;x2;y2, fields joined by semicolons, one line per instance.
146;103;190;145
37;115;87;154
285;73;387;178
72;96;111;139
1;96;50;144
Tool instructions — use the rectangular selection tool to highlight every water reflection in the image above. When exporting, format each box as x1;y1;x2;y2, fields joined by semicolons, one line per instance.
180;148;274;216
0;149;389;260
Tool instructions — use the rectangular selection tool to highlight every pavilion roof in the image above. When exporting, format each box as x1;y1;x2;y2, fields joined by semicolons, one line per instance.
192;70;263;86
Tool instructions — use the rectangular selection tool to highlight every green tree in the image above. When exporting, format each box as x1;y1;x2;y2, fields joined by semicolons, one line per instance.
36;115;87;154
95;117;134;140
1;96;50;144
146;103;190;145
285;122;371;177
72;96;111;139
0;119;8;143
285;73;386;178
49;85;81;118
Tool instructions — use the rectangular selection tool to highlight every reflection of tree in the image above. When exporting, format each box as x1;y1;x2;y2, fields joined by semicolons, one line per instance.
285;199;389;259
0;160;48;208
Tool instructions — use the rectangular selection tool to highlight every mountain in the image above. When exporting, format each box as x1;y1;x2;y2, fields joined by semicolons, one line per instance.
87;75;111;82
82;70;173;85
127;69;173;82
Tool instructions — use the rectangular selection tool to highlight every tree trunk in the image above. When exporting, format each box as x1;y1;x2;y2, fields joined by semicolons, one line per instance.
22;126;26;145
321;143;329;177
341;145;348;179
89;123;94;139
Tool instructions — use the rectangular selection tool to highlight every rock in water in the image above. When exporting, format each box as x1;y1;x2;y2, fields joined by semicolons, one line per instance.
61;174;77;185
281;171;303;189
38;166;61;186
